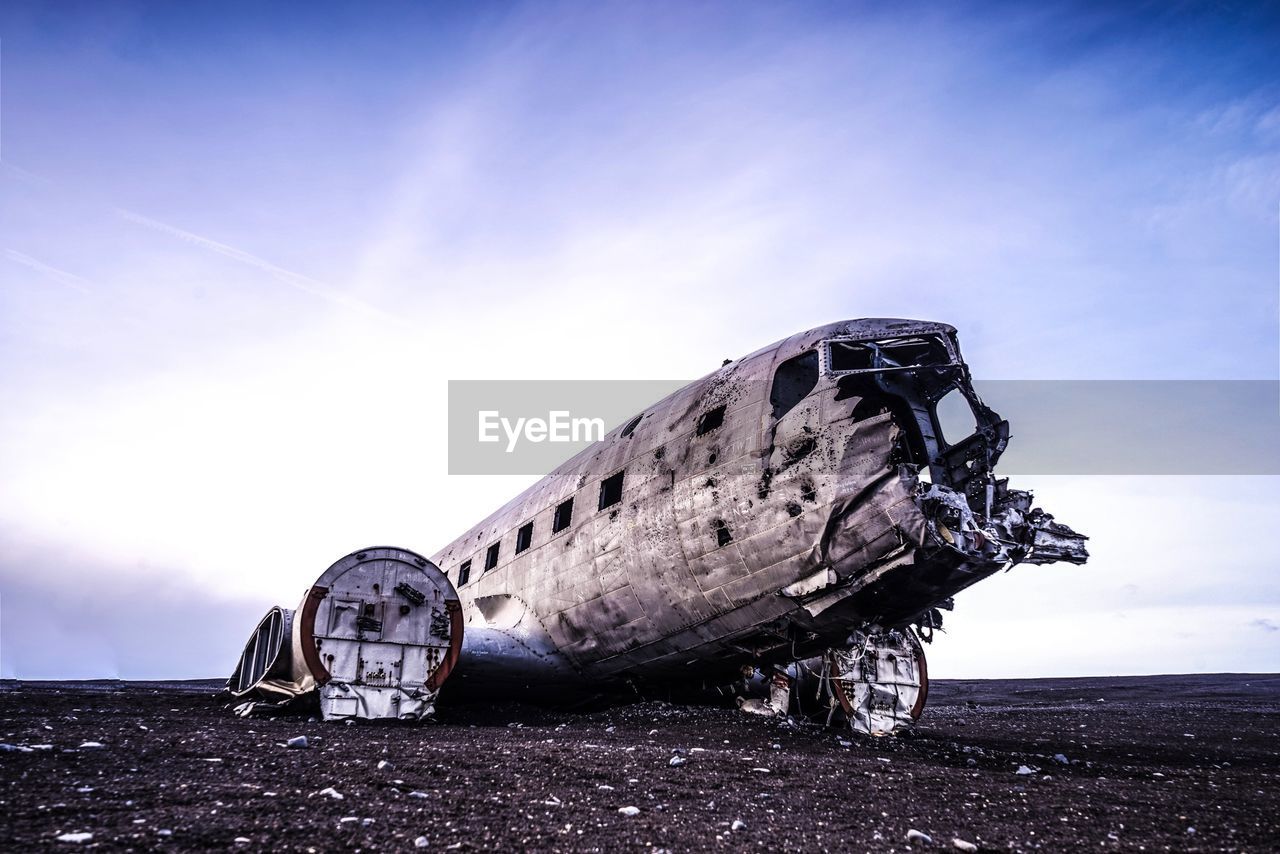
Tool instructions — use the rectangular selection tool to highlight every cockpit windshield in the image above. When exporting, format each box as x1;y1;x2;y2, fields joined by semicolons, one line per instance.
824;334;955;374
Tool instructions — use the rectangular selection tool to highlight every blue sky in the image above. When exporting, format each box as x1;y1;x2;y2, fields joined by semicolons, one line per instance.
1;1;1277;678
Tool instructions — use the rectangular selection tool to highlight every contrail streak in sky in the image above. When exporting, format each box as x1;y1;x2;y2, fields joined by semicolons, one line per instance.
5;158;408;328
114;207;410;329
2;249;92;293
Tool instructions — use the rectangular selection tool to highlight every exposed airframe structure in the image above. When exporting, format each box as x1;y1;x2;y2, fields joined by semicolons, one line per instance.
228;319;1087;734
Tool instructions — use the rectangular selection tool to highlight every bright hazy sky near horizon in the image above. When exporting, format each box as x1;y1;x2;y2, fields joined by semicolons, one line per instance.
1;1;1277;680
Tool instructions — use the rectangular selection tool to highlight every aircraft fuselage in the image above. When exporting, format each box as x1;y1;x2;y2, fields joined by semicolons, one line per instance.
433;318;1087;700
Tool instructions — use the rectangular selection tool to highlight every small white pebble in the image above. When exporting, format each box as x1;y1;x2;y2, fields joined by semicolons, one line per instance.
618;806;641;816
906;829;933;844
953;838;978;852
56;832;93;843
414;837;429;848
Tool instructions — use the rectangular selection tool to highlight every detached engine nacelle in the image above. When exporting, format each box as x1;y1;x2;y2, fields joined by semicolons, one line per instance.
226;546;462;721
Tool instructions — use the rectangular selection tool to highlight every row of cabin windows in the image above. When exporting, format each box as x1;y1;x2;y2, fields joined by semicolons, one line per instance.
452;391;754;588
452;349;830;587
456;471;626;588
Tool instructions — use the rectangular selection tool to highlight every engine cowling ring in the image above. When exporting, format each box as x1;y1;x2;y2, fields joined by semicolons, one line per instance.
295;546;462;721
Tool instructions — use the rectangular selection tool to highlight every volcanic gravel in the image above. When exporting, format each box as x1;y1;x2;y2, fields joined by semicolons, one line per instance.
1;674;1276;851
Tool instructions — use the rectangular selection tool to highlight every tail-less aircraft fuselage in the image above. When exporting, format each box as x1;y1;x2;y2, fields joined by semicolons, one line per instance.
227;319;1087;733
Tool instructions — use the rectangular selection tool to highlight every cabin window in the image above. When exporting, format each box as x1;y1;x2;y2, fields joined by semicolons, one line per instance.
553;497;574;533
599;470;624;510
515;521;533;553
696;405;726;436
457;560;472;587
620;413;643;438
770;350;819;420
485;542;500;571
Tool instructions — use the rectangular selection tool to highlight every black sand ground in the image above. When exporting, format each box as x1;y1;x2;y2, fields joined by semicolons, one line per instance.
1;674;1277;851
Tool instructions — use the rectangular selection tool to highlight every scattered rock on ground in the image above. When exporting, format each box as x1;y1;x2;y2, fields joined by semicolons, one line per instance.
55;832;93;843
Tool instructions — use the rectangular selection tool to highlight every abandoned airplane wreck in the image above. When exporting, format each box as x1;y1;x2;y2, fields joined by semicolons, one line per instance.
227;319;1088;734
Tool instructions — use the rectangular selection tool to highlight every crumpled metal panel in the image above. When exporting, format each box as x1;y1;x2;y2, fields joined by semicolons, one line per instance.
318;683;438;721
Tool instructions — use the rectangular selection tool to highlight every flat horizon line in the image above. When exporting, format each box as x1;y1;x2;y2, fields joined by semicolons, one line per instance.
3;671;1277;686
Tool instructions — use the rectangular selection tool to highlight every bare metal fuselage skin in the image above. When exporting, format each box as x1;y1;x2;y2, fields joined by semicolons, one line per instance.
434;319;1087;702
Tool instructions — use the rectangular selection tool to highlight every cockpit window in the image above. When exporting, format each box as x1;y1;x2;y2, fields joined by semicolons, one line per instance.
934;387;979;447
826;335;954;374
